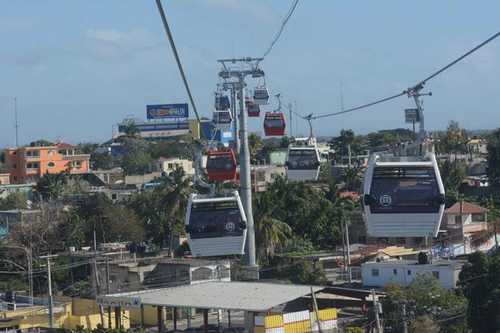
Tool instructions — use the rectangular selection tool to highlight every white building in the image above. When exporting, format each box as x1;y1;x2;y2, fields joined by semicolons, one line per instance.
157;157;194;177
361;260;465;289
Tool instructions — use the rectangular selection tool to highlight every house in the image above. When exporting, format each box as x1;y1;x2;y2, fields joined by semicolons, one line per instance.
0;173;10;185
0;209;42;238
466;138;488;155
156;157;194;177
443;201;489;244
2;142;90;184
361;260;465;289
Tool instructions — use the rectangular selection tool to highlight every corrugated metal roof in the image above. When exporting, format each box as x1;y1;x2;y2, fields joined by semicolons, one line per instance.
105;281;323;312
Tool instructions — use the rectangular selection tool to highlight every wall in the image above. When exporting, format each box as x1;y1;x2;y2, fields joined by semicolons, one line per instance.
361;262;461;289
254;308;338;333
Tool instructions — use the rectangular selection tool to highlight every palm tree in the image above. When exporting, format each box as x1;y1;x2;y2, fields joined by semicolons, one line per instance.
254;191;292;262
158;167;191;257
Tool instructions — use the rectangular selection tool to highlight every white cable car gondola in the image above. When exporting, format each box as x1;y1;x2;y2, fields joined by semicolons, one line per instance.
185;192;247;257
212;109;232;131
286;138;321;182
362;153;445;238
253;87;270;105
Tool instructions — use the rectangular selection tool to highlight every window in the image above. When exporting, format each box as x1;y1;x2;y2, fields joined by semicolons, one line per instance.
168;163;174;169
13;164;17;169
432;271;440;279
48;162;55;167
393;269;397;275
371;269;379;277
407;270;412;276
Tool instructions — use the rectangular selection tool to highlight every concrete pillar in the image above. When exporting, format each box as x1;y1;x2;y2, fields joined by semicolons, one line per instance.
244;311;255;333
203;309;209;333
140;304;145;329
228;310;231;328
114;306;121;329
173;307;178;331
157;306;164;333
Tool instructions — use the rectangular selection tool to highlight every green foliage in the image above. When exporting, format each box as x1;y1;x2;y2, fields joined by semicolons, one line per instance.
408;315;440;333
487;128;500;187
459;251;500;333
35;172;68;200
127;167;191;252
148;140;193;160
253;176;343;251
439;159;466;193
91;152;115;170
29;139;54;147
383;274;467;333
0;191;28;210
118;137;153;175
248;133;263;163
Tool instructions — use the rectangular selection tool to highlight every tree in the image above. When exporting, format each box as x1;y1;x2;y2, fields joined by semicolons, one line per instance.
35;172;68;201
438;121;469;158
459;251;500;333
120;137;153;175
0;191;28;210
248;133;263;164
128;167;191;255
120;120;139;138
382;274;467;333
254;191;292;262
408;315;439;333
487;128;500;187
439;159;466;193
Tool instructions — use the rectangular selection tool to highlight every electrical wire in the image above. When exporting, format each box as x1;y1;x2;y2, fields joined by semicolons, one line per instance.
262;0;300;58
307;31;500;121
155;0;201;123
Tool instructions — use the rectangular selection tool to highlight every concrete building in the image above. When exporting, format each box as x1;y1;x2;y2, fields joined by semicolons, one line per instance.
156;157;194;177
2;142;90;184
0;209;41;238
0;184;34;200
0;173;10;185
443;201;489;244
361;260;465;289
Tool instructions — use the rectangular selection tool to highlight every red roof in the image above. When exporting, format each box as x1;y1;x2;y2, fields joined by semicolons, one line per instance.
446;201;488;214
56;142;75;149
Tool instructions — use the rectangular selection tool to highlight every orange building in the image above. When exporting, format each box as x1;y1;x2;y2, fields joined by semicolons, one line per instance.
3;143;90;184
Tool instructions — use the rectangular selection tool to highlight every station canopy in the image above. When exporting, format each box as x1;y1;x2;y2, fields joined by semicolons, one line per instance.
102;281;324;313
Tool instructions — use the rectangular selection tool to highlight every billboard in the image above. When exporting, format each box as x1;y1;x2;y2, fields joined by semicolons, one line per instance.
147;103;189;119
404;108;420;123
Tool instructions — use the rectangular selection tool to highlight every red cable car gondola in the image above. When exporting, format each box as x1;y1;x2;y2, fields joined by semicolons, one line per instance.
263;112;286;136
245;98;260;117
206;149;237;182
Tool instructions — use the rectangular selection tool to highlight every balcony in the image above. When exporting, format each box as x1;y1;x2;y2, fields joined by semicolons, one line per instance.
463;222;488;234
62;154;90;161
24;155;40;161
25;168;39;174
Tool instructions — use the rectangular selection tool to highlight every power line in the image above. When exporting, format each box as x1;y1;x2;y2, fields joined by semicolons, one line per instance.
154;0;200;123
309;31;500;121
262;0;300;58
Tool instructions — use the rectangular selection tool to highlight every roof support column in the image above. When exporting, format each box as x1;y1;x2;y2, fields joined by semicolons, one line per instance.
203;309;209;333
157;306;164;333
114;306;121;329
173;307;178;331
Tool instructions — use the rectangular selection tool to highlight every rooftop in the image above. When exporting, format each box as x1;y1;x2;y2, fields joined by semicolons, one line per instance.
104;281;324;312
362;259;465;269
446;201;488;214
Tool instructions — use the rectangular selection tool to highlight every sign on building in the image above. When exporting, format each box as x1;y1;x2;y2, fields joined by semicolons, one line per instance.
96;296;142;308
147;104;189;119
404;108;420;123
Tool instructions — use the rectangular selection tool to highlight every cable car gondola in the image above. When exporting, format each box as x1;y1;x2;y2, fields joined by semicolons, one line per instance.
185;192;247;257
213;109;232;130
263;112;286;136
245;98;261;117
362;153;445;238
206;148;237;182
215;93;230;111
286;140;321;181
253;87;270;105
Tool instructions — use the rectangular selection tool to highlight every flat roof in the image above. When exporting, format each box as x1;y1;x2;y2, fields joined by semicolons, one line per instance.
104;281;324;312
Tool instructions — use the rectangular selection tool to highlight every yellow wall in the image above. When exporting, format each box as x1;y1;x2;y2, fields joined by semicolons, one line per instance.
0;298;130;331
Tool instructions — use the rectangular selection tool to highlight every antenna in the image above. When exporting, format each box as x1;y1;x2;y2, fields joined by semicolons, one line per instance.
14;97;19;148
287;102;293;138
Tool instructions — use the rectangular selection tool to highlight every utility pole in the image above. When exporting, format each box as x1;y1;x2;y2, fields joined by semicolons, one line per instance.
230;88;239;151
402;302;408;333
218;57;264;277
105;256;112;328
40;254;58;329
287;103;293;138
311;287;323;333
371;289;382;333
93;229;105;326
14;97;19;148
344;214;352;283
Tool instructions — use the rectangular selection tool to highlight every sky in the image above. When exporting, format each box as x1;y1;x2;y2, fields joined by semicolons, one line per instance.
1;0;499;147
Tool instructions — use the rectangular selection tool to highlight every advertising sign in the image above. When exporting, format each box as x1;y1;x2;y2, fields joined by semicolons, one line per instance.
96;296;141;308
147;103;189;119
405;108;420;123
